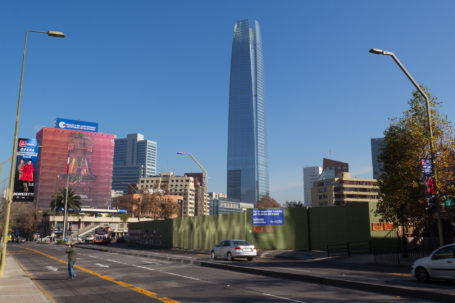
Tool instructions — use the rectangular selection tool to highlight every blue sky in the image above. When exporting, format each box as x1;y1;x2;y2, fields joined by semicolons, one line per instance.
1;1;455;203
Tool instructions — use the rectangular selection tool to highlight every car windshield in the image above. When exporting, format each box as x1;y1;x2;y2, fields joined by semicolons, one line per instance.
232;240;250;246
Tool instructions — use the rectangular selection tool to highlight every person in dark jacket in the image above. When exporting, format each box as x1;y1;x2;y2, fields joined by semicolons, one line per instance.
65;242;77;279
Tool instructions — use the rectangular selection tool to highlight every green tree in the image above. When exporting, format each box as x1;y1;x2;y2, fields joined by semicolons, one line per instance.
377;87;455;232
50;187;82;214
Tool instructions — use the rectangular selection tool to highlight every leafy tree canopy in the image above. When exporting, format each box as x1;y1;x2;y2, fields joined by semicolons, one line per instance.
50;187;81;214
256;194;281;208
284;201;304;208
377;87;455;227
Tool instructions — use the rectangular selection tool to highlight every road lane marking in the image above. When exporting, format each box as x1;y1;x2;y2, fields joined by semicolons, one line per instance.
16;246;179;303
46;266;58;271
164;272;200;281
134;265;157;271
262;292;306;303
107;259;125;264
94;263;110;268
132;264;200;281
12;254;58;303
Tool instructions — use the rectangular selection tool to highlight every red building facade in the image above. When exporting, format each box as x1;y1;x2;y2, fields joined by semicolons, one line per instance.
35;127;115;209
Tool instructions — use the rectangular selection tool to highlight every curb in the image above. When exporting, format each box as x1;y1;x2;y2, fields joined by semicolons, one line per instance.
77;245;455;303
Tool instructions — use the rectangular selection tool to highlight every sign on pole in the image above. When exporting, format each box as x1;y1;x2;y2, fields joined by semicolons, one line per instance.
13;138;39;202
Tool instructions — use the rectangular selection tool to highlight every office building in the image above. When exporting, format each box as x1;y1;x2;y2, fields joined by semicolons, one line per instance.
312;172;379;207
35;124;115;209
138;172;195;216
112;133;157;193
210;199;254;215
184;173;209;216
227;19;269;204
323;158;349;176
371;138;385;179
303;166;323;207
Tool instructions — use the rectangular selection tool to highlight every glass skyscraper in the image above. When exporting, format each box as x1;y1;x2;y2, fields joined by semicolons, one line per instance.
112;133;157;193
227;19;269;204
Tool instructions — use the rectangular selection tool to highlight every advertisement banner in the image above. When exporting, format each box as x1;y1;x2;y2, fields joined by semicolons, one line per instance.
55;118;98;133
421;159;433;177
252;208;284;225
35;127;114;209
13;138;39;202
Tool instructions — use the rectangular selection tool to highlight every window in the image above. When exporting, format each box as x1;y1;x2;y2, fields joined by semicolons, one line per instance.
432;246;455;260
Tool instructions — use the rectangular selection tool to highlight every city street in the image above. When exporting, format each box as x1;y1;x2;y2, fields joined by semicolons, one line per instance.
7;243;437;303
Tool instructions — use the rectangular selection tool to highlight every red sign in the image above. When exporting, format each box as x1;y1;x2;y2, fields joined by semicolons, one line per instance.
384;223;394;231
252;226;263;233
19;140;27;147
372;223;384;231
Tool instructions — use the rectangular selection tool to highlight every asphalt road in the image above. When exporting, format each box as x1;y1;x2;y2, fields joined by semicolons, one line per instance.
9;243;435;303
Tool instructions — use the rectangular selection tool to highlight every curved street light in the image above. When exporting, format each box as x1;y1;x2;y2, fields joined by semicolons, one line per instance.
369;48;444;246
0;30;65;277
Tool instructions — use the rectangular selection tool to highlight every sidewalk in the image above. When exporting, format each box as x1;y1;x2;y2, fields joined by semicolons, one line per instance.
0;253;53;303
78;243;455;302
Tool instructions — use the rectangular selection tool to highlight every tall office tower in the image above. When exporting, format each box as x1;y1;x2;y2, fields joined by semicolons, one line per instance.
371;138;385;179
227;19;269;204
112;133;157;193
303;166;323;207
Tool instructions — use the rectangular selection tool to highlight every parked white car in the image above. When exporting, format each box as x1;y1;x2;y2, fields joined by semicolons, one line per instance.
211;240;257;261
411;243;455;282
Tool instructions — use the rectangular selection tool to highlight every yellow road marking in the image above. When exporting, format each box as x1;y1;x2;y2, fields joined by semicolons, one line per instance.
17;246;179;303
390;272;412;277
12;254;58;303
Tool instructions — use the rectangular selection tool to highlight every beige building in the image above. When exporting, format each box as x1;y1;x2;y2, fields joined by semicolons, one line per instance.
311;172;379;207
138;172;196;216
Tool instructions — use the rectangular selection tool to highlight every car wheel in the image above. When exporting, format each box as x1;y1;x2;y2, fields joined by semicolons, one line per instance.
415;267;430;282
247;257;253;261
227;252;233;261
211;251;216;260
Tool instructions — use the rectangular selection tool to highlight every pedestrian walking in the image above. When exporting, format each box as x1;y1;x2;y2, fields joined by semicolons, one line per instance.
65;242;77;280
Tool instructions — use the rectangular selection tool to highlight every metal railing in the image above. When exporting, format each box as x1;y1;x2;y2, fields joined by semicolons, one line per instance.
327;241;371;257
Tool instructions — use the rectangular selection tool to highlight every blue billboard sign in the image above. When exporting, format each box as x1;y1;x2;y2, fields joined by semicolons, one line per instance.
252;208;284;225
13;138;39;202
55;118;98;133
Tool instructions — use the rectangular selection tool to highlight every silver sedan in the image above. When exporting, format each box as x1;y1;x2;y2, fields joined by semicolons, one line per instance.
211;240;257;261
411;243;455;282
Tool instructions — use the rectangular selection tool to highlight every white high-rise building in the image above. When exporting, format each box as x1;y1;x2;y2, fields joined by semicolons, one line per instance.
112;133;157;194
303;166;323;207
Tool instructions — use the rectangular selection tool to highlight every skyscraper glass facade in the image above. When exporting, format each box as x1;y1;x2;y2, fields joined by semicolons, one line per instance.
112;133;157;193
227;19;269;204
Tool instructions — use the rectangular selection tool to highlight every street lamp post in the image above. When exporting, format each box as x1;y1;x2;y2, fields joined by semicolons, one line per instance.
177;152;208;216
0;157;12;181
369;48;444;246
0;30;65;277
